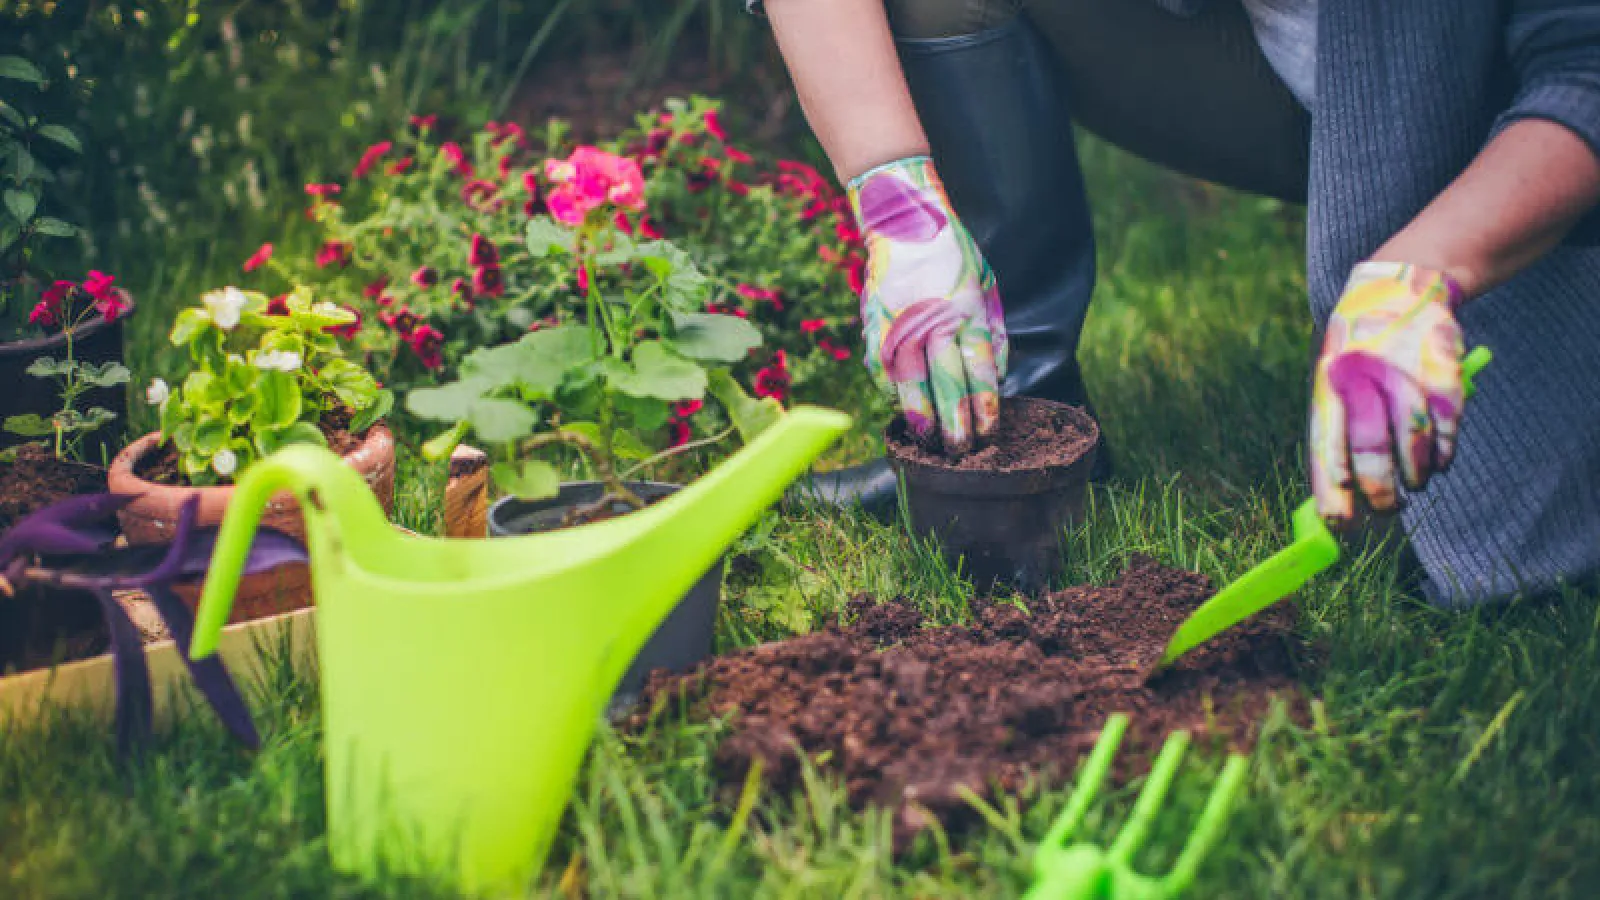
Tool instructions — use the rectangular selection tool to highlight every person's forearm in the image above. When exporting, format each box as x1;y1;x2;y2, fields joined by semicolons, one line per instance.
765;0;930;182
1372;119;1600;299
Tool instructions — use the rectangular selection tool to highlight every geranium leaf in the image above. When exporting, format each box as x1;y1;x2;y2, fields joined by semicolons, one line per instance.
666;311;763;363
460;325;596;396
609;341;705;401
3;413;54;437
466;397;537;444
491;459;562;500
708;369;784;442
524;218;575;258
406;376;493;422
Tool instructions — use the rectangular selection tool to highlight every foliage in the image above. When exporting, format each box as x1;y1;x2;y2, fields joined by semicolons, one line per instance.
407;145;777;510
146;287;392;485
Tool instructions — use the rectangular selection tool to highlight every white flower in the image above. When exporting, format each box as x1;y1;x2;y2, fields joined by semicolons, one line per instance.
253;349;303;372
212;449;238;477
202;286;249;330
145;378;169;406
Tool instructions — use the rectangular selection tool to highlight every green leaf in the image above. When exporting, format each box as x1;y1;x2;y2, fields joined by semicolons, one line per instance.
0;57;45;85
11;145;34;182
666;311;763;363
35;124;81;154
349;389;393;433
80;362;131;389
421;421;469;462
466;397;537;444
169;308;212;345
491;459;562;500
608;341;706;401
60;407;115;434
708;369;784;442
3;413;53;437
193;421;229;455
592;231;637;267
405;376;493;422
0;100;23;129
460;324;596;396
23;356;66;378
4;189;36;225
612;394;671;434
524;218;575;258
31;217;74;238
636;240;709;311
276;421;328;448
564;421;653;461
253;370;302;429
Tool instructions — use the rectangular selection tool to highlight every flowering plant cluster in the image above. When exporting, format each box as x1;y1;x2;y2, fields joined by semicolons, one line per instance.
407;146;777;514
3;272;132;460
146;287;392;484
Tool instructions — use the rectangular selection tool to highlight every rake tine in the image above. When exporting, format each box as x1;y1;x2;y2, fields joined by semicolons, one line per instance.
1107;730;1190;866
1160;753;1250;893
1040;714;1131;851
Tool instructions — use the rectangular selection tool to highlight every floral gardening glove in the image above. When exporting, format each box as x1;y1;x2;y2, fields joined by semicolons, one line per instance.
849;156;1008;454
1310;261;1466;525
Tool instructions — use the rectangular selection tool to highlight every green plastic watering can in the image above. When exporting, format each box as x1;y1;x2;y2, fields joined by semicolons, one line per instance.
1156;346;1492;670
190;406;852;893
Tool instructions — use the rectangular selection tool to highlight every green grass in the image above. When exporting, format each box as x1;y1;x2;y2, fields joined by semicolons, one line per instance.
4;12;1600;896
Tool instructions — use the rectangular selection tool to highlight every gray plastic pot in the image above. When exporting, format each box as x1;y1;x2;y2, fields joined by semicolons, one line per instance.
486;481;722;711
886;398;1099;595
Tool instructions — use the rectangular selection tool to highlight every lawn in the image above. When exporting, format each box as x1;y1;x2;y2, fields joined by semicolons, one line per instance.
2;5;1598;898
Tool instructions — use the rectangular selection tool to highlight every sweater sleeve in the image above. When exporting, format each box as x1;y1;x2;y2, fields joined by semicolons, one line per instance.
1494;2;1600;242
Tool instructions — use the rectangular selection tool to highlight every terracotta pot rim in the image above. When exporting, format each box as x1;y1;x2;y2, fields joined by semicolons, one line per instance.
109;421;394;496
0;296;134;358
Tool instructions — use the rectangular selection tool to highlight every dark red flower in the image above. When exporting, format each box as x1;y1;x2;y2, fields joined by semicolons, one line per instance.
846;256;866;294
575;263;591;295
701;157;723;176
735;284;782;310
674;398;703;418
441;142;474;178
316;242;352;269
704;110;728;143
28;299;57;327
305;183;341;197
353;140;392;179
468;233;498;267
818;337;851;361
363;278;390;300
451;277;474;305
614;212;635;236
266;294;291;316
727;181;750;197
705;302;748;319
411;266;438;289
800;318;826;334
472;265;505;298
638;215;664;240
497;155;513;180
380;306;420;335
405;324;445;370
835;219;861;246
325;305;363;339
83;270;115;302
461;179;499;211
409;114;438;130
753;362;790;402
243;243;273;272
39;280;73;316
387;156;415;176
646;128;671;154
668;419;691;447
725;146;753;165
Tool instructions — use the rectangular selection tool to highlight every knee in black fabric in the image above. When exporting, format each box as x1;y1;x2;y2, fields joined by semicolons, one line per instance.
885;0;1024;40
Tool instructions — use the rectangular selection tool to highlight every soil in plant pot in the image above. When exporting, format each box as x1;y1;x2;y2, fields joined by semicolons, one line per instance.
886;398;1097;471
0;443;110;673
133;408;367;485
627;555;1302;848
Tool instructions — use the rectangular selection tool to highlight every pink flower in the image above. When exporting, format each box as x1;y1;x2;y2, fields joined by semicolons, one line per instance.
706;302;748;319
325;305;362;339
669;419;691;447
243;243;273;272
486;120;525;147
461;179;499;211
674;398;703;418
83;270;115;301
614;212;635;236
305;183;341;197
846;255;866;294
575;263;590;295
704;110;728;142
725;146;753;165
468;233;498;267
353;141;392;179
28;299;57;327
441;142;474;177
406;324;445;370
316;241;352;268
409;114;438;130
386;156;414;176
800;318;826;334
818;337;851;361
94;289;130;323
735;283;782;310
363;278;390;300
411;266;438;288
472;265;505;298
39;280;73;315
497;155;513;180
727;181;750;197
638;215;664;240
542;146;646;225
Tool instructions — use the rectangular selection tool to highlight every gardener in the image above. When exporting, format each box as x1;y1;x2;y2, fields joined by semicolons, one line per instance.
757;0;1600;606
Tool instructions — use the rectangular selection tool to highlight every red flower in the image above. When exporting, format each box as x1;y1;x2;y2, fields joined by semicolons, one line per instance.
83;270;115;302
575;263;590;295
800;318;826;334
380;306;420;335
353;140;392;179
39;280;73;313
705;302;748;319
674;398;703;418
243;243;273;272
451;277;473;304
485;120;525;147
316;241;352;268
735;283;782;310
522;197;545;217
411;266;438;289
441;142;474;178
646;128;671;154
95;289;129;323
753;356;790;402
704;110;728;142
614;212;635;236
727;181;750;197
461;179;499;211
497;155;513;180
305;183;341;197
386;156;415;176
638;215;664;240
325;305;363;339
725;146;754;165
818;337;851;361
669;419;692;447
405;324;445;370
468;233;498;267
28;300;57;327
363;278;390;300
835;219;861;246
846;255;866;294
266;294;291;316
701;157;723;176
409;114;438;130
472;265;505;298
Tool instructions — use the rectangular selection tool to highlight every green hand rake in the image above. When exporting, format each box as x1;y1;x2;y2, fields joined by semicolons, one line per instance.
1025;714;1249;900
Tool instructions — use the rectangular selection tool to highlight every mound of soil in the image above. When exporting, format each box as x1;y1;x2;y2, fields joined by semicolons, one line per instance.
629;555;1302;846
887;398;1097;471
0;443;108;531
135;408;366;485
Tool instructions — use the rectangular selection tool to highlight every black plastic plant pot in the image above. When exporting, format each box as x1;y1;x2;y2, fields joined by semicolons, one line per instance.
486;480;723;712
885;398;1100;595
0;310;128;463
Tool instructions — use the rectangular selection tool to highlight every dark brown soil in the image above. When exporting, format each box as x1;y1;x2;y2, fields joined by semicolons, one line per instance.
135;409;366;485
0;443;110;674
628;555;1302;847
888;399;1097;472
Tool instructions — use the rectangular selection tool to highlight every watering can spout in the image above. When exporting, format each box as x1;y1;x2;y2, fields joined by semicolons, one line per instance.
190;444;389;660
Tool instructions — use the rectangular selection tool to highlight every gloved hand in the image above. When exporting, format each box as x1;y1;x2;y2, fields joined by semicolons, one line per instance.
1310;261;1466;525
850;156;1008;454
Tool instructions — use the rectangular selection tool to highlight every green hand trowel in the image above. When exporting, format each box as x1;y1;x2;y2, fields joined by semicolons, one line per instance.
189;405;852;894
1155;346;1493;672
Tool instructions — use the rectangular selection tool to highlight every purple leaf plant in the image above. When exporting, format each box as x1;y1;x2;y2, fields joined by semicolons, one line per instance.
0;493;309;754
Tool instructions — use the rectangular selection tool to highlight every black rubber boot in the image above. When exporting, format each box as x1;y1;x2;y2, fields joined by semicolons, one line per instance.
800;15;1103;517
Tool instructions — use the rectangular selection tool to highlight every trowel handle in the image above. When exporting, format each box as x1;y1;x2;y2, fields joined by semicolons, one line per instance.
1461;345;1492;399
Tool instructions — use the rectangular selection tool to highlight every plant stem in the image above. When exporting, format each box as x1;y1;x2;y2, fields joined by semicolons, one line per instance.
619;425;736;480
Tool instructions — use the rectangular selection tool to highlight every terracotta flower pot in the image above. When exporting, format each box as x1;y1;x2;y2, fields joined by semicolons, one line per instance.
0;303;132;464
107;424;396;622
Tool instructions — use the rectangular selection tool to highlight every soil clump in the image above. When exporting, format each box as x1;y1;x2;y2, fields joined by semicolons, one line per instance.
887;398;1097;471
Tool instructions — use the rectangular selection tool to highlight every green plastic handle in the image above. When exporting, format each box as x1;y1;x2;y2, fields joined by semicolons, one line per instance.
1156;346;1493;670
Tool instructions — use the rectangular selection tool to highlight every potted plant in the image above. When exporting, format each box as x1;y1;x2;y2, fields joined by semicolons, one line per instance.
408;146;778;703
110;286;395;621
